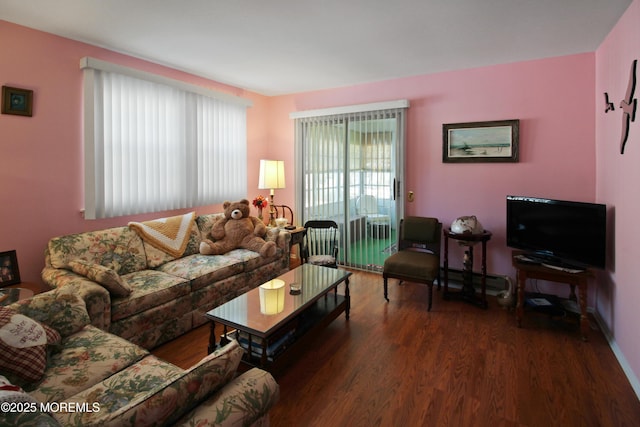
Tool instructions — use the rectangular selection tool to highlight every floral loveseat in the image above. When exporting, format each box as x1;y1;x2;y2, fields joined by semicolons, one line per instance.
0;287;279;426
41;212;291;349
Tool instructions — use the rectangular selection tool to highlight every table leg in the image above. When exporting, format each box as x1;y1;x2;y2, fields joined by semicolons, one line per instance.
260;337;268;367
345;278;350;320
208;322;229;353
577;281;589;341
443;231;449;294
462;247;474;294
208;321;217;354
480;239;488;308
516;271;525;327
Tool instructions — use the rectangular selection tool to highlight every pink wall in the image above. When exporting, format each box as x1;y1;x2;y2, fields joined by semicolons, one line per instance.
0;21;270;284
595;0;640;389
270;54;596;281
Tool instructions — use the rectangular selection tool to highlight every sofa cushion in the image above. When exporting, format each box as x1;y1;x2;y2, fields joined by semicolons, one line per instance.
54;341;243;426
47;226;147;275
157;253;245;291
67;260;132;297
0;307;62;385
53;355;184;426
111;270;190;321
225;247;284;272
28;325;149;402
11;290;91;338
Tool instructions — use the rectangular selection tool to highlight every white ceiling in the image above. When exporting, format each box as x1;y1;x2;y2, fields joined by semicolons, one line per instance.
0;0;632;96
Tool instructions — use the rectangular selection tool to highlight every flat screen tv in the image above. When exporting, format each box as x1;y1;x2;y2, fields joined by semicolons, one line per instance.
506;196;607;269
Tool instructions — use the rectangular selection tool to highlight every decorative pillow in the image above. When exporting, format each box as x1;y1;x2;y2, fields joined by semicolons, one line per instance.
68;260;131;297
0;307;61;385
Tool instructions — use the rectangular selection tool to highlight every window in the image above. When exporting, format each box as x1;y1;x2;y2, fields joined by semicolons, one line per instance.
81;57;250;219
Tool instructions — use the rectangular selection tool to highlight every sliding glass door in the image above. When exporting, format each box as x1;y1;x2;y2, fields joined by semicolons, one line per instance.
293;101;407;272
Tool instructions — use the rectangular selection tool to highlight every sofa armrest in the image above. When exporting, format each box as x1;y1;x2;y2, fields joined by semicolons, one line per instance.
175;367;280;427
59;340;246;426
275;229;291;251
41;266;112;331
7;287;91;338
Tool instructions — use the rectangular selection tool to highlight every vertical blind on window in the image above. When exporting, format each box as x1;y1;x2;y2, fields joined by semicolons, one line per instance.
81;58;249;219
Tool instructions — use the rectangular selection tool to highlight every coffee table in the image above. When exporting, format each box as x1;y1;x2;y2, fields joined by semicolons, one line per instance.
205;264;351;372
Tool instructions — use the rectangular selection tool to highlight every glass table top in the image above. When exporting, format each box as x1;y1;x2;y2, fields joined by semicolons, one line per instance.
205;264;351;337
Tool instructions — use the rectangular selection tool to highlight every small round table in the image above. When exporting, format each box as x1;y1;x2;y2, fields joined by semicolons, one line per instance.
443;229;492;309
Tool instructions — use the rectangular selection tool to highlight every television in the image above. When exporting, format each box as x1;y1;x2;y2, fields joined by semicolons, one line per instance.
506;196;607;269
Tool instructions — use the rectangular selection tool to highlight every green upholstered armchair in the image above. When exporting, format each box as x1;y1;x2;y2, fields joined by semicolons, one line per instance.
382;216;442;310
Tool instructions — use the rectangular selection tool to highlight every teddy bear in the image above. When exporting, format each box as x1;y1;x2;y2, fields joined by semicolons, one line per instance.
199;199;277;258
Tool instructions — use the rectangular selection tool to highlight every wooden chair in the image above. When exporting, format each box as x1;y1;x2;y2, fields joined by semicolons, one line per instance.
273;204;294;226
302;220;339;268
382;216;442;311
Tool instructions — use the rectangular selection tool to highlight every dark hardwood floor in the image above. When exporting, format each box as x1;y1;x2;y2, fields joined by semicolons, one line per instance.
152;270;640;427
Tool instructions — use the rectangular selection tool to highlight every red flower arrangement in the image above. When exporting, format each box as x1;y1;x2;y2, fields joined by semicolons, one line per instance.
252;195;268;209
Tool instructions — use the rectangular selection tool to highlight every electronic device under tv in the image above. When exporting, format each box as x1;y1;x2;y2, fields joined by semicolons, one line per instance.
506;196;607;270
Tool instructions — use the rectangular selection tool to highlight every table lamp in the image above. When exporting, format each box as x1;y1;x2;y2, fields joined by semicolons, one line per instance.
259;279;285;314
258;159;285;227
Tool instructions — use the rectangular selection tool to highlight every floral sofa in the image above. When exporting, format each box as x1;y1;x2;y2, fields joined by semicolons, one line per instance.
41;212;291;349
0;287;279;426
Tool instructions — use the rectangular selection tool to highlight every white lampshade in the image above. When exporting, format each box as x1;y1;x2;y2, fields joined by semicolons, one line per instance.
258;160;286;191
259;279;285;314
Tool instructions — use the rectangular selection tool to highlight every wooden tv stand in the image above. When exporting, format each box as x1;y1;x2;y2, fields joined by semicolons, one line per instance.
512;251;592;340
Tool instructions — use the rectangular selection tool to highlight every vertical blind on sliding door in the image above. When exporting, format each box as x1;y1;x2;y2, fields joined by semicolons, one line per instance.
292;100;408;271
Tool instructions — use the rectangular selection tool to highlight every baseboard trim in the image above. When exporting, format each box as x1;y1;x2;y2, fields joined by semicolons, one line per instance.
592;310;640;400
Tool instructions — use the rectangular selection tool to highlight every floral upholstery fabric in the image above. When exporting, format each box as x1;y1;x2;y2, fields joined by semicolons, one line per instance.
53;355;183;426
225;248;283;273
42;212;292;350
67;260;132;297
41;268;111;331
176;367;280;427
196;213;226;240
47;226;147;275
111;270;190;321
11;289;90;338
157;254;245;291
54;340;243;426
1;291;279;427
1;374;61;426
28;325;148;402
109;302;193;349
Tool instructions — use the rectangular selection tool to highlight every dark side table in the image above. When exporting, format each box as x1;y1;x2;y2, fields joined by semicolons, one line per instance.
443;229;492;309
512;252;591;341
